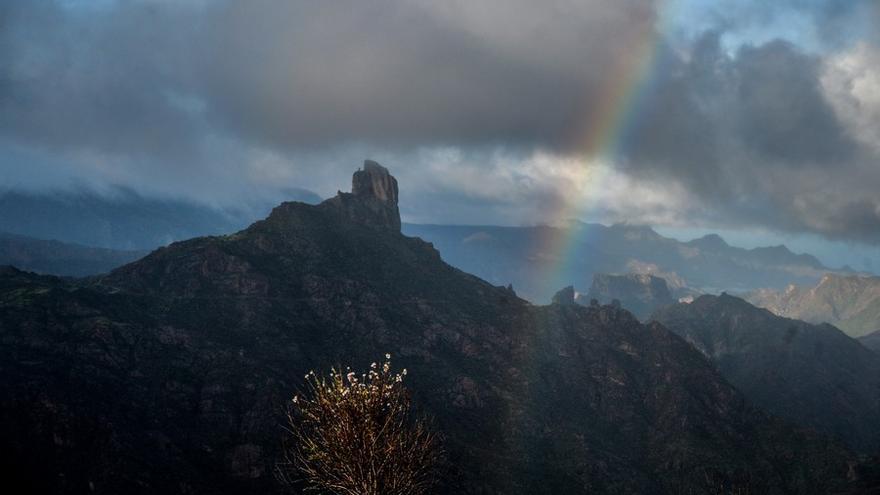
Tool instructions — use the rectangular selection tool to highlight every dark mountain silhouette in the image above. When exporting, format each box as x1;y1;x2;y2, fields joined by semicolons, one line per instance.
403;222;843;303
653;294;880;452
861;330;880;353
0;232;146;276
0;162;866;494
747;274;880;338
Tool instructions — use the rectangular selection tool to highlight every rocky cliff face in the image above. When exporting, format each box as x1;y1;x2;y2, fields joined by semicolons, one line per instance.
746;274;880;337
653;294;880;452
324;159;401;231
579;273;675;320
0;162;866;494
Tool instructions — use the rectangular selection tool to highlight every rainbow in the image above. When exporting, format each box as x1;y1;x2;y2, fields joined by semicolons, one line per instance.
540;3;674;298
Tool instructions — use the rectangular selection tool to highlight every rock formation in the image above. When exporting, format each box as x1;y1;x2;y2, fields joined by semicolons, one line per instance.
580;273;675;320
325;159;401;231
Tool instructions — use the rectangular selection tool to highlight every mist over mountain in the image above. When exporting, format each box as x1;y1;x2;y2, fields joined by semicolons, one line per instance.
0;232;145;276
653;294;880;453
0;187;321;251
0;163;867;494
747;274;880;338
403;223;845;303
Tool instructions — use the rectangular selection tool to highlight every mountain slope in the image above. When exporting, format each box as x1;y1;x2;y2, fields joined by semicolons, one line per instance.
861;330;880;352
0;162;861;494
0;232;146;276
403;222;842;303
747;274;880;337
653;294;880;452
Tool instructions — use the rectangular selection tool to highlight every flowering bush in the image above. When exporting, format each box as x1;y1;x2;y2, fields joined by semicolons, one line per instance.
279;355;442;495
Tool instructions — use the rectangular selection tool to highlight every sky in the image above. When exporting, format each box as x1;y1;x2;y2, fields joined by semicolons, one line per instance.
1;0;879;268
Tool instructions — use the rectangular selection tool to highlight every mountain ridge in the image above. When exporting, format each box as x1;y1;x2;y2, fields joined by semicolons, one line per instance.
0;162;866;494
0;231;146;276
653;293;880;452
403;221;848;303
746;273;880;337
0;186;321;251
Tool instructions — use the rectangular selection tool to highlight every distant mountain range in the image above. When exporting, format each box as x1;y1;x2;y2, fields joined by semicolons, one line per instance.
0;232;145;276
0;187;321;251
653;294;880;453
403;223;848;303
747;274;880;337
0;162;868;494
0;186;853;301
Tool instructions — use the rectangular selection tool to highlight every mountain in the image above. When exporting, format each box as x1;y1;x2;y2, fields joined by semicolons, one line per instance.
652;294;880;452
402;222;842;303
746;274;880;337
861;330;880;353
0;187;321;251
0;232;146;276
0;162;865;494
576;273;676;320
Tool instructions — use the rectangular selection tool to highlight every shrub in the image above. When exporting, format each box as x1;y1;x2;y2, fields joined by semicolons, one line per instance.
279;355;442;495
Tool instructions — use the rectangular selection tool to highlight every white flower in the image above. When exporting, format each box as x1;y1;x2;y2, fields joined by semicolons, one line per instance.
385;353;391;360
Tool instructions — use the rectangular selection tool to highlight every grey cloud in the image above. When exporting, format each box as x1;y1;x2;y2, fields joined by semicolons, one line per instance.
734;41;851;163
0;1;203;160
614;32;880;242
194;0;657;150
0;0;879;245
0;0;658;157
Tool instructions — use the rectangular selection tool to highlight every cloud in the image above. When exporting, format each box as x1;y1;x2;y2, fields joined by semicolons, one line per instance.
0;0;879;245
822;42;880;153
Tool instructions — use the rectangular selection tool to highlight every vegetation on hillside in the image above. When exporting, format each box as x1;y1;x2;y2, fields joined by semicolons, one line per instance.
279;355;442;495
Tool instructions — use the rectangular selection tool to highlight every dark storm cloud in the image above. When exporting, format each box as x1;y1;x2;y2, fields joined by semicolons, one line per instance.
0;0;656;154
624;35;854;175
615;31;880;243
0;1;203;160
0;0;879;244
194;0;658;150
734;41;852;163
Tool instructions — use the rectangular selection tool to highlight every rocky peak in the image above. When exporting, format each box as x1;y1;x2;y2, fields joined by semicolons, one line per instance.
353;160;399;204
323;160;401;231
585;273;675;320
